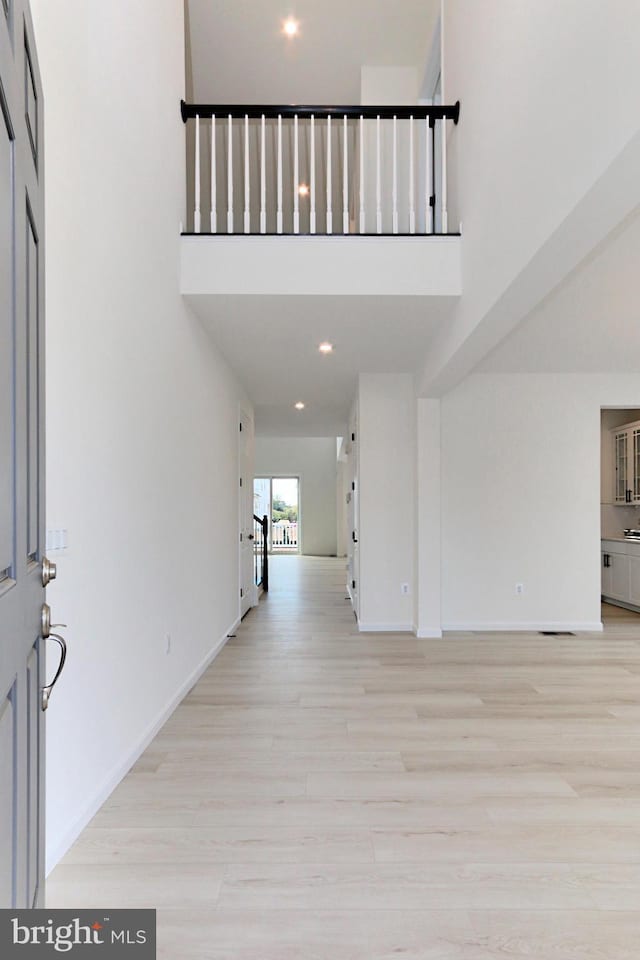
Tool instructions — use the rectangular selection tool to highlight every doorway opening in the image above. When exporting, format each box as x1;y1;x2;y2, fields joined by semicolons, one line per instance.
600;408;640;624
254;477;300;554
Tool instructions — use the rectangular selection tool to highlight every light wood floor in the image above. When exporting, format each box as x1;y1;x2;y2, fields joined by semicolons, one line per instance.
48;557;640;958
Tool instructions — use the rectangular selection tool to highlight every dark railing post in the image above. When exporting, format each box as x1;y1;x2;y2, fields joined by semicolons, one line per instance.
262;514;269;592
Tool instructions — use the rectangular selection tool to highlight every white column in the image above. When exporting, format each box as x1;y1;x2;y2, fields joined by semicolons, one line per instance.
415;399;442;638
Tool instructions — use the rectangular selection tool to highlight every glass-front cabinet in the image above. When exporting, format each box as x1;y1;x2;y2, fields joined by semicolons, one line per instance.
613;421;640;504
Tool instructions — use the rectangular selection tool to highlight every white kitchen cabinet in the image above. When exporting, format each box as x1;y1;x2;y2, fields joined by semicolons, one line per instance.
629;556;640;607
612;420;640;504
601;539;640;610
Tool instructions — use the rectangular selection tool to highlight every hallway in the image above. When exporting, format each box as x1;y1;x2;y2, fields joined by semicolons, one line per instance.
47;556;640;958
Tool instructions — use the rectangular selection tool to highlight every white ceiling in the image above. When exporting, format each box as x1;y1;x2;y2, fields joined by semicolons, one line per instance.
479;209;640;374
185;0;439;104
186;294;454;435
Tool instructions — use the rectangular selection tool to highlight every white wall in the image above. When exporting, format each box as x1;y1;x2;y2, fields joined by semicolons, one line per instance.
440;374;640;631
254;437;337;556
421;0;640;393
31;0;251;871
358;374;414;631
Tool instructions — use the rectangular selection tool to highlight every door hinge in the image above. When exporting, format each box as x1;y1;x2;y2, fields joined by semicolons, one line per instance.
351;481;355;491
240;588;243;597
352;579;356;589
239;422;243;432
240;533;243;542
240;477;243;487
351;432;356;442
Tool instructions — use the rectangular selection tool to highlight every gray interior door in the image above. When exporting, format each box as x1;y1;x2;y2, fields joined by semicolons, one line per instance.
0;0;47;909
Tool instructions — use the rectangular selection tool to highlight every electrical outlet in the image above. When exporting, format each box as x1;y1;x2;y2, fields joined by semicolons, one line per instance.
401;583;410;596
515;583;524;595
165;633;172;654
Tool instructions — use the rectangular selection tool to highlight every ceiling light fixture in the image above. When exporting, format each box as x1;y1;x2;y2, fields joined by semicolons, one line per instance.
298;183;310;197
282;17;299;38
294;401;305;410
318;342;334;354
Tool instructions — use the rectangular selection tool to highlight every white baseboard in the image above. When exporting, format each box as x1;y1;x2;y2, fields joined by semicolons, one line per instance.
441;621;604;633
45;616;239;875
358;622;414;633
415;626;443;638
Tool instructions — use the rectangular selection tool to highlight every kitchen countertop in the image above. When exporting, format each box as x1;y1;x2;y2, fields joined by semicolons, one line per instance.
601;536;640;543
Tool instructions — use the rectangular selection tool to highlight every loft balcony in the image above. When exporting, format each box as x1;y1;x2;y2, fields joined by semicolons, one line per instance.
180;101;462;298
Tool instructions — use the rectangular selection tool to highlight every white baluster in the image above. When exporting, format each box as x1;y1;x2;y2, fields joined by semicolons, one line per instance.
277;114;283;234
326;115;332;235
260;114;266;234
244;114;250;234
310;115;316;235
343;115;349;234
210;115;217;233
409;115;415;235
376;114;382;234
227;114;233;234
194;114;201;233
392;115;398;234
440;117;448;234
359;115;365;234
426;117;433;234
293;114;300;235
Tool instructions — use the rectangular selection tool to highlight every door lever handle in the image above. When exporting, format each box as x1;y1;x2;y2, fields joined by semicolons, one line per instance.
42;632;67;711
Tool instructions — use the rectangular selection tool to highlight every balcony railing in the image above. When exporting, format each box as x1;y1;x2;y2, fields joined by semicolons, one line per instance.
271;520;298;552
181;101;459;237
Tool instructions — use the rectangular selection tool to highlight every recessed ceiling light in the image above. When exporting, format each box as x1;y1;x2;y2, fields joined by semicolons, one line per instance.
298;183;310;197
282;17;299;37
318;342;334;354
294;401;305;410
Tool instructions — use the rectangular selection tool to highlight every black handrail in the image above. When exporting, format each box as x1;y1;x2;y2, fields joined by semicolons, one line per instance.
253;513;269;593
181;100;460;125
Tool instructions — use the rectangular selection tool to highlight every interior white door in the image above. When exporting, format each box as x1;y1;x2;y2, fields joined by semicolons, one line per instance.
0;0;50;908
239;411;255;617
